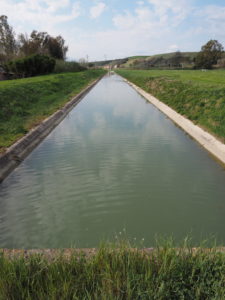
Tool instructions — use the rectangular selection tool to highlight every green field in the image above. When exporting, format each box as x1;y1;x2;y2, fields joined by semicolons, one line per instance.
0;239;224;299
116;69;225;141
0;69;106;152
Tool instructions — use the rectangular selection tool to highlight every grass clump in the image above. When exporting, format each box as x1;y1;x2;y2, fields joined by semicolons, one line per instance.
116;69;225;142
0;239;224;299
0;69;106;152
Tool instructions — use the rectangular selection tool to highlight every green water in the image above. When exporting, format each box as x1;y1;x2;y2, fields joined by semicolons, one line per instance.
0;74;225;248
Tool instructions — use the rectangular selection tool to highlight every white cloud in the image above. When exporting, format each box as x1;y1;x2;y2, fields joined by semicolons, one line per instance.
90;2;106;19
65;3;188;60
113;12;136;29
197;5;225;36
44;0;70;13
71;2;81;19
137;1;145;5
169;44;179;51
148;0;189;14
148;0;191;26
113;6;168;37
0;0;81;33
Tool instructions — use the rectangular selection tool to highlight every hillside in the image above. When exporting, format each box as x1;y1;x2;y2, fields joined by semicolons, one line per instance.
123;52;198;69
93;52;198;69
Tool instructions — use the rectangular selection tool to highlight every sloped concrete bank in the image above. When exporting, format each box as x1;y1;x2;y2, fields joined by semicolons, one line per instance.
122;76;225;167
0;76;103;183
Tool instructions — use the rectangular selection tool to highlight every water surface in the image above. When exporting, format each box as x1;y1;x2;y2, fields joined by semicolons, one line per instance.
0;74;225;248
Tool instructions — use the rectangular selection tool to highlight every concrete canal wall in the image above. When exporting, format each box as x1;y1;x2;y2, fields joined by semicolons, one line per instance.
122;76;225;167
1;73;225;183
0;76;103;183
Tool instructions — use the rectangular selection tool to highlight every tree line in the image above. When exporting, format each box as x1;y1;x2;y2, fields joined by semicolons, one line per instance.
0;15;73;78
0;15;68;63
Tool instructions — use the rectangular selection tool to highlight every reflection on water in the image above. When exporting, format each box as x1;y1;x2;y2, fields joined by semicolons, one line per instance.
0;74;225;248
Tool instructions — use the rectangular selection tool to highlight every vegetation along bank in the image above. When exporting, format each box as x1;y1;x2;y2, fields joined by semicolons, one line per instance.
116;69;225;143
0;240;225;299
0;69;106;152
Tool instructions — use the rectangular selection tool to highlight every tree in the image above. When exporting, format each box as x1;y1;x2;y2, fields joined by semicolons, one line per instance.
18;31;68;60
18;31;49;56
47;36;68;60
0;15;17;62
195;40;224;69
78;57;87;66
171;51;182;67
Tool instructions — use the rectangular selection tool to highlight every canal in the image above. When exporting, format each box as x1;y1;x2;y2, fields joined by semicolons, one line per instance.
0;73;225;248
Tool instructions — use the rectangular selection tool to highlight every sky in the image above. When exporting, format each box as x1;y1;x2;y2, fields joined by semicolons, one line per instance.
1;0;225;61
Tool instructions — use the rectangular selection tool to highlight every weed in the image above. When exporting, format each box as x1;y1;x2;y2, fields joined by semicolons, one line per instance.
0;239;224;299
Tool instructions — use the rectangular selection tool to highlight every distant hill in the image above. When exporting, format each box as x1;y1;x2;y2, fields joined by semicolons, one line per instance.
93;52;198;69
93;58;128;67
125;52;198;68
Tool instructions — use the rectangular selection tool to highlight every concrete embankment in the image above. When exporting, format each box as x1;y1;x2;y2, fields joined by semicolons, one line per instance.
1;247;225;260
122;76;225;167
0;76;103;183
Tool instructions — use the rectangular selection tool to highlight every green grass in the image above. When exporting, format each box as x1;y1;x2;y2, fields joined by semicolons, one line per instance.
127;56;149;60
0;239;224;299
0;69;106;152
116;69;225;142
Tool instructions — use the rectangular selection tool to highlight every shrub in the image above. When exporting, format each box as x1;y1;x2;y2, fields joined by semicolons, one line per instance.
5;54;55;78
54;60;86;73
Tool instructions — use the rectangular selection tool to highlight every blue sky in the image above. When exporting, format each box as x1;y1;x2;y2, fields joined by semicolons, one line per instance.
1;0;225;61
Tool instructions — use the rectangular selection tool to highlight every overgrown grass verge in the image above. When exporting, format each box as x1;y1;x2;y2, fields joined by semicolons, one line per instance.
116;69;225;142
0;69;106;152
0;240;224;299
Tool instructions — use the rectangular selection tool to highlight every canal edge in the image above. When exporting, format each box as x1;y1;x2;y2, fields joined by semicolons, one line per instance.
1;247;225;258
0;75;104;183
120;75;225;167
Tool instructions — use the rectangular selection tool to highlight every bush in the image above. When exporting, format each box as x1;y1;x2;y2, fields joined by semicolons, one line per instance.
54;60;86;73
5;54;56;78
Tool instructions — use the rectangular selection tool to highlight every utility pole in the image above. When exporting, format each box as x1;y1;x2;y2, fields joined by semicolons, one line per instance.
104;54;110;73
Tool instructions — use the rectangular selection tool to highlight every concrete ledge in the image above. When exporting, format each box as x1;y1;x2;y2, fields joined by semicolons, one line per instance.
122;77;225;167
0;76;103;183
1;247;225;260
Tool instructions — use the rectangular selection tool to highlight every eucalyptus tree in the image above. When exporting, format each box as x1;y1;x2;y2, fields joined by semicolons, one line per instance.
0;15;17;62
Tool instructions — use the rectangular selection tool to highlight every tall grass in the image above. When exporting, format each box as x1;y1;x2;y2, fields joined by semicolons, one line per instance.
0;239;224;299
116;69;225;142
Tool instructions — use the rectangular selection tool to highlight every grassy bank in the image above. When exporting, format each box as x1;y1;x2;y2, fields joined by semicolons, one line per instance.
0;69;106;152
116;69;225;142
0;240;224;299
